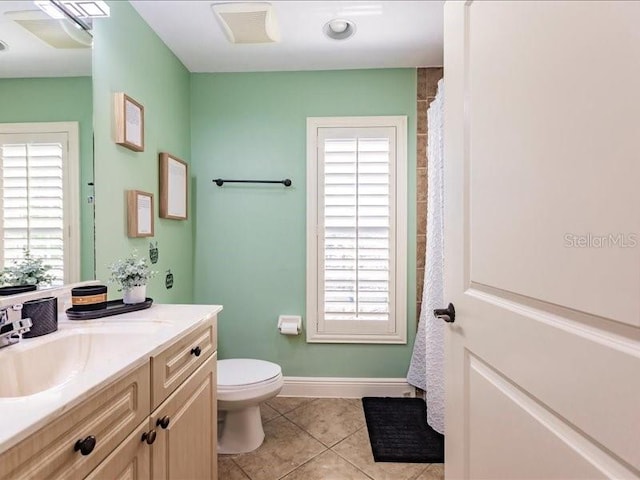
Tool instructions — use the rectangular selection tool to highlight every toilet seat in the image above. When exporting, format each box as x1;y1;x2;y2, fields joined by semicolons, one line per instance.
218;358;281;389
217;359;284;406
218;374;282;392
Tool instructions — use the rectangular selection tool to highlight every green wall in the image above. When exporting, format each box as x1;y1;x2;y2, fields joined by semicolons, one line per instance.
92;1;193;303
91;2;418;377
191;70;417;377
0;77;94;280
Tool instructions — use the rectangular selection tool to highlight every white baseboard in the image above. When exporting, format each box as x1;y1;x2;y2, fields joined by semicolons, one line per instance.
280;377;415;398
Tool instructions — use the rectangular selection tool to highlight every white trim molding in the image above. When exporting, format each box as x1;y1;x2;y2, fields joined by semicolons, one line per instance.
280;376;416;398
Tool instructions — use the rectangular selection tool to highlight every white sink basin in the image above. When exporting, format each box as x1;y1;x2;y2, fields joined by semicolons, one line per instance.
0;329;149;398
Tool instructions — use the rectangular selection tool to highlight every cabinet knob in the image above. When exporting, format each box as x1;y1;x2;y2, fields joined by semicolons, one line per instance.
141;430;157;445
74;435;96;456
156;416;171;429
190;346;202;357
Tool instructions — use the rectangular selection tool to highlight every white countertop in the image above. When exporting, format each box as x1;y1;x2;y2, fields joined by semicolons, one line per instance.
0;303;222;454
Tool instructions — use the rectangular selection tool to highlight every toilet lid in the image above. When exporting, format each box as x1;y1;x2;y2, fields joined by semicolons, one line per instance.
218;359;282;387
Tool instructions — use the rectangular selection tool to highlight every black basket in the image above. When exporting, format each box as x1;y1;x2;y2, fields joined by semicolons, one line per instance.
22;297;58;338
71;285;107;311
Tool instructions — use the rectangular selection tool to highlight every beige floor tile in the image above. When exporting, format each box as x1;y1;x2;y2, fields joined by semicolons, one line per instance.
332;428;427;480
232;416;326;480
414;464;444;480
218;456;250;480
281;450;372;480
285;398;366;447
345;398;364;409
266;396;314;414
261;403;280;422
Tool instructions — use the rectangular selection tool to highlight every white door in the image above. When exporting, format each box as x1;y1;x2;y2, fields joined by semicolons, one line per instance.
443;2;640;479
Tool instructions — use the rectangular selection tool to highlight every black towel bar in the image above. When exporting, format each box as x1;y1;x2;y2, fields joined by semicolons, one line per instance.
213;179;292;187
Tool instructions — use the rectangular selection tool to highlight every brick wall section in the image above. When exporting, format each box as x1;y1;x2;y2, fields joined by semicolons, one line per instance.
416;67;443;322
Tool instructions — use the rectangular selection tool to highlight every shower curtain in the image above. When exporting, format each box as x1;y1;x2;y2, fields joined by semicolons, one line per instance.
407;79;445;434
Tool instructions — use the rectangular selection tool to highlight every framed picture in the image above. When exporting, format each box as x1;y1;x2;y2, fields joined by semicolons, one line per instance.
114;92;144;152
159;152;188;220
127;190;154;237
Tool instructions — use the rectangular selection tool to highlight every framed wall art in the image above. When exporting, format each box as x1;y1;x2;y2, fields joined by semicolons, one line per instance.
159;152;188;220
127;190;154;237
114;92;144;152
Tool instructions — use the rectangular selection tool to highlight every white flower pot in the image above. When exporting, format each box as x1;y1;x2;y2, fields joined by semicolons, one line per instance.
123;285;146;304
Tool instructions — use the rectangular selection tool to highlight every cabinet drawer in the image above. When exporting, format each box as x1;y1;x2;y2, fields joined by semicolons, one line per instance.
0;363;150;480
151;317;216;409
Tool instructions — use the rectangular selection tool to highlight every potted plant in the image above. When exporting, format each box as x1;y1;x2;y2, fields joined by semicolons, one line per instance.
109;251;156;304
0;249;54;296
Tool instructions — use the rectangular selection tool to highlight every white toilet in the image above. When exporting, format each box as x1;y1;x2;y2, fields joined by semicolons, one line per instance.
217;358;284;454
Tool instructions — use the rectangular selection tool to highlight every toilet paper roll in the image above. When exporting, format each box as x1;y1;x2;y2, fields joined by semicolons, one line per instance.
279;321;299;335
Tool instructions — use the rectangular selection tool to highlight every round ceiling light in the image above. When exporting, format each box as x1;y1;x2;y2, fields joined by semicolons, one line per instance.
323;18;356;40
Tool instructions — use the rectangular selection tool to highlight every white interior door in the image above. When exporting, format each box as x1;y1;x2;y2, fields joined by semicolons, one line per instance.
443;2;640;479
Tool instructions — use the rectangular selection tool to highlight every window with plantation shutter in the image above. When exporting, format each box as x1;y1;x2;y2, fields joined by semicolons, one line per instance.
307;117;407;343
0;123;80;286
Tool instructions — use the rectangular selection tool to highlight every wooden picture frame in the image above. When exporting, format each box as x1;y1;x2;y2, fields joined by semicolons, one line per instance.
127;190;154;237
114;92;144;152
159;152;188;220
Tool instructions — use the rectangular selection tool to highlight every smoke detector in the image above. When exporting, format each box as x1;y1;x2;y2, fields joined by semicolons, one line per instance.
211;2;280;44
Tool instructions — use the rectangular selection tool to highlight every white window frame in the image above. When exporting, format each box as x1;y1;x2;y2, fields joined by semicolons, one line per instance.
0;122;81;284
306;116;408;344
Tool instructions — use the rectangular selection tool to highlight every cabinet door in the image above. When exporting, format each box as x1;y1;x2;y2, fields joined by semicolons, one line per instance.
151;353;217;480
86;421;150;480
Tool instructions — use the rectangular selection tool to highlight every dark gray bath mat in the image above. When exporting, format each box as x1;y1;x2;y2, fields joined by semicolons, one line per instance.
362;397;444;463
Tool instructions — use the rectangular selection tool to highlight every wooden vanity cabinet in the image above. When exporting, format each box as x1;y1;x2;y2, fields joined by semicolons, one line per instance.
0;315;218;480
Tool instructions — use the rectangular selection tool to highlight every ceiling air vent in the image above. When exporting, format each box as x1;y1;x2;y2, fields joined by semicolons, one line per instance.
211;2;280;44
4;10;91;48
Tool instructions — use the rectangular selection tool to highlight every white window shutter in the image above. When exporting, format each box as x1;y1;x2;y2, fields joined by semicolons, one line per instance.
323;135;392;322
1;139;66;286
307;117;407;344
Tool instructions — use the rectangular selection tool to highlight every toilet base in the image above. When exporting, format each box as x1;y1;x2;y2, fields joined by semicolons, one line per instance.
218;405;265;454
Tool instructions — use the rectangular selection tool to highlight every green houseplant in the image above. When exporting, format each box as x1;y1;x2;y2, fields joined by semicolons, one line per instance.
109;251;155;304
0;249;54;294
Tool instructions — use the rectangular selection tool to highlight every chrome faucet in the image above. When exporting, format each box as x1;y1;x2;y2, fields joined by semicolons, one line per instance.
0;304;32;349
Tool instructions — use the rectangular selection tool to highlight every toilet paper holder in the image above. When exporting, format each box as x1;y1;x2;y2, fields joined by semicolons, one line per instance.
278;315;302;335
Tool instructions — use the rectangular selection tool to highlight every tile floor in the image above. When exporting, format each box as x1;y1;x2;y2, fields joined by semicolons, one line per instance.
218;397;445;480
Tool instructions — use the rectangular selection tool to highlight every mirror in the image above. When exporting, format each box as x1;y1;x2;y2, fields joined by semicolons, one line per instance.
0;0;94;294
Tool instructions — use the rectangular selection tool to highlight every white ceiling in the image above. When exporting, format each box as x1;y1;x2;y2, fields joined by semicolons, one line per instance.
0;1;91;78
130;1;444;73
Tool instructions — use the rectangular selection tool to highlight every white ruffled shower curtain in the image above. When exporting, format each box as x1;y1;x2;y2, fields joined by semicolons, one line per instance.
407;79;445;434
